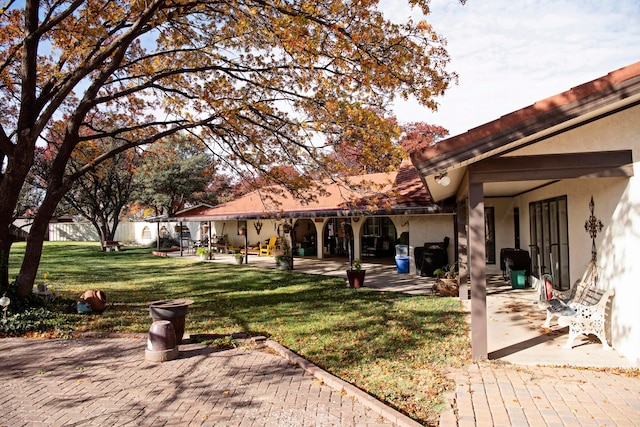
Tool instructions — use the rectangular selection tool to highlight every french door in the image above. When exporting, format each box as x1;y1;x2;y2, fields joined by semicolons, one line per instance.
529;196;570;290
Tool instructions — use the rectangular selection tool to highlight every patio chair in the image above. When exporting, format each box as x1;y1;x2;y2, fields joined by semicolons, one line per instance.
259;236;277;257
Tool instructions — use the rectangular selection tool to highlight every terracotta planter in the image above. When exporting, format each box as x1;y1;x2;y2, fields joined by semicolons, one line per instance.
81;289;107;312
148;299;194;344
346;270;366;288
435;279;459;297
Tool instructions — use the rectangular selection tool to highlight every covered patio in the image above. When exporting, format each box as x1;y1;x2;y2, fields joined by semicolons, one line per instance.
411;62;640;364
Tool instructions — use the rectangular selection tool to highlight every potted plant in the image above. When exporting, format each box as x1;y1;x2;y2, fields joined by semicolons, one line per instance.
234;252;244;264
433;264;459;296
196;247;210;260
346;258;366;288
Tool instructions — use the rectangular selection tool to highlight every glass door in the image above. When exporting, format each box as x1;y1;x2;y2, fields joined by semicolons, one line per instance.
529;196;569;289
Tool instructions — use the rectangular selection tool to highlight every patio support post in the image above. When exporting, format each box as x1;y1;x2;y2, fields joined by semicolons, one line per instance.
352;219;363;261
457;201;469;301
468;182;488;361
207;221;212;259
179;221;184;257
315;221;325;260
244;228;249;264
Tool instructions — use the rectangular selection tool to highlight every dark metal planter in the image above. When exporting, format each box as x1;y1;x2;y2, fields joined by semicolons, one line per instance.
148;299;194;344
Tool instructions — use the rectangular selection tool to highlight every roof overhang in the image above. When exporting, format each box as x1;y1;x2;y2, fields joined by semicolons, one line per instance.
411;62;640;200
153;201;456;223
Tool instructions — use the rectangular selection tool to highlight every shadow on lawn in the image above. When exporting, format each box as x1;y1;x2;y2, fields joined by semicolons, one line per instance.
29;245;468;361
9;243;468;426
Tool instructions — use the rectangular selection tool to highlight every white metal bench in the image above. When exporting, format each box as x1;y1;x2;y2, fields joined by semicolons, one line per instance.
557;288;614;350
542;276;606;328
538;260;614;350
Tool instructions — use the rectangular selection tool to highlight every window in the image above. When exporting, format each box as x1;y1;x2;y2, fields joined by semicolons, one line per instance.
485;207;495;264
142;226;151;239
361;217;397;257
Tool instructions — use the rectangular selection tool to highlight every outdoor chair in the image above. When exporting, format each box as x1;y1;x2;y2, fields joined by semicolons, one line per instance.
260;236;277;257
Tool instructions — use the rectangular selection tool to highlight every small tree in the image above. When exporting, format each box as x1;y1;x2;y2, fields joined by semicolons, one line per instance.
133;140;218;217
399;122;450;155
61;146;141;247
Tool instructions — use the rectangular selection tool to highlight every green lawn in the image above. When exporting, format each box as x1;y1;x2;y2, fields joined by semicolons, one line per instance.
8;242;470;425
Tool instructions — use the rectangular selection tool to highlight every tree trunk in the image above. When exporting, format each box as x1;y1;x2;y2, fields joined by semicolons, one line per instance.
15;187;66;296
0;234;14;294
0;141;35;290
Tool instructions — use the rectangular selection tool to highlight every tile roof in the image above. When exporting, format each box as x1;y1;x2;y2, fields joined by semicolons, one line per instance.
174;162;445;220
410;61;640;169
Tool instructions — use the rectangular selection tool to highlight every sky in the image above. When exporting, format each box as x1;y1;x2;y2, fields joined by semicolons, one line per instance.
383;0;640;136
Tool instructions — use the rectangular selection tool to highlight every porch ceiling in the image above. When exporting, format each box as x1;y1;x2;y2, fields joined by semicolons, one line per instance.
481;180;555;198
427;150;634;200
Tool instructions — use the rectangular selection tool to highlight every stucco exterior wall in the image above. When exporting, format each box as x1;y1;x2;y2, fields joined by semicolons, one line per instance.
516;177;638;365
509;104;640;156
484;198;518;274
507;105;640;365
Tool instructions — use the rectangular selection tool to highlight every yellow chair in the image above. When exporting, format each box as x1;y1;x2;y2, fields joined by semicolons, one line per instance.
259;236;277;257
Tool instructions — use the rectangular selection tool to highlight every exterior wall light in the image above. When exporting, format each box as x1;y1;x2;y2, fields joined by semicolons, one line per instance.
0;293;10;319
435;172;451;187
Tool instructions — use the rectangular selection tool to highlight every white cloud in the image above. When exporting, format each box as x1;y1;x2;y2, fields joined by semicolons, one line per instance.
386;0;640;135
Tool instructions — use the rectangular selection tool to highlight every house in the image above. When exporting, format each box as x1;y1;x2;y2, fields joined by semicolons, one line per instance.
171;163;457;275
169;61;640;366
410;61;640;365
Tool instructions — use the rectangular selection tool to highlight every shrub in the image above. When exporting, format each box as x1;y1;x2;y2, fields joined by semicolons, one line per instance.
0;290;76;337
158;237;178;249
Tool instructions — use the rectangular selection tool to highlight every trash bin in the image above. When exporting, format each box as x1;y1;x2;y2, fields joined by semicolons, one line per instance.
510;270;527;289
395;244;408;257
395;256;410;274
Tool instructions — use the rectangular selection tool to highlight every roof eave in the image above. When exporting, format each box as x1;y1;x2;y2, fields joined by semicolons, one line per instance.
161;202;454;222
411;64;640;176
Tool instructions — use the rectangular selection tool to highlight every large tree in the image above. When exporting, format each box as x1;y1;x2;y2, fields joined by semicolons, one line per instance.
0;0;460;295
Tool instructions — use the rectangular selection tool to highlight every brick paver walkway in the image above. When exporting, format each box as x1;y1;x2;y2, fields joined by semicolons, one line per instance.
0;337;408;426
439;362;640;427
